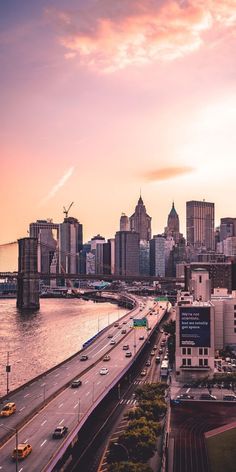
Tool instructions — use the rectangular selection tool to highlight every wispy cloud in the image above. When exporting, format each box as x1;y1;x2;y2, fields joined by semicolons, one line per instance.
46;0;236;72
39;166;75;206
144;166;195;181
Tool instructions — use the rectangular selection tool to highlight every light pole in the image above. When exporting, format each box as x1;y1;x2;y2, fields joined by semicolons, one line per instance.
6;351;11;395
0;424;18;472
133;327;136;354
114;442;129;460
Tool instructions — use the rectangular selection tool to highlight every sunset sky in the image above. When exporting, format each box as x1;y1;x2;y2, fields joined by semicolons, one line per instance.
1;0;236;265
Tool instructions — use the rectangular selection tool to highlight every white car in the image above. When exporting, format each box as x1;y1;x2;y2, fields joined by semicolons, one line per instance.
100;367;109;375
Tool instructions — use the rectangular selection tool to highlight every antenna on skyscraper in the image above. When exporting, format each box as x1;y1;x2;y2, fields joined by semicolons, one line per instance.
63;202;74;218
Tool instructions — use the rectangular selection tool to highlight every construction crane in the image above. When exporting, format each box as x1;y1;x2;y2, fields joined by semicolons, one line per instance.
63;202;74;218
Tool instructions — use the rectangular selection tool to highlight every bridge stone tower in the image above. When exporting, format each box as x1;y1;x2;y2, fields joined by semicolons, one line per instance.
17;237;40;309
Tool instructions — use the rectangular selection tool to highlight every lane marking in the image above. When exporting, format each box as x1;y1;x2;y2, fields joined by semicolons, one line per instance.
41;420;47;426
24;393;30;398
40;439;47;447
58;403;63;408
40;383;46;387
86;391;90;396
73;403;79;409
24;438;29;443
97;381;101;385
55;374;59;377
19;406;25;411
19;468;23;472
85;380;89;384
59;419;64;425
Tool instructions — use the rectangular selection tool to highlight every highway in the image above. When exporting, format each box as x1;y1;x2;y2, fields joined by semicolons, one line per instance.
0;297;167;471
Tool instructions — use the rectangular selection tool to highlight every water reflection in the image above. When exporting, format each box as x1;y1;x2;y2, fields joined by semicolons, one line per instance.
0;298;126;396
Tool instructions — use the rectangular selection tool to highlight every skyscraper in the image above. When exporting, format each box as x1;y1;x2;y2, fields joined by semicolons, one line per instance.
115;231;139;276
186;200;215;251
29;219;59;275
130;196;151;241
120;213;130;231
59;217;83;274
150;235;165;277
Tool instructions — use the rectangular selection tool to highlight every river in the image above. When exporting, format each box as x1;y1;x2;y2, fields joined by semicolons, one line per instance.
0;298;127;396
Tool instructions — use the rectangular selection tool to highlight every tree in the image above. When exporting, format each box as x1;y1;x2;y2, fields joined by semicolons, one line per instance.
127;417;161;437
119;427;157;462
108;462;153;472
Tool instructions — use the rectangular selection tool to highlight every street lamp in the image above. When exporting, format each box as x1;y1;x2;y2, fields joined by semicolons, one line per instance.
0;424;19;472
6;351;11;395
114;442;129;460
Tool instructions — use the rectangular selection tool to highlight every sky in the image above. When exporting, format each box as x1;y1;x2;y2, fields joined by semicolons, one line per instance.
1;0;236;267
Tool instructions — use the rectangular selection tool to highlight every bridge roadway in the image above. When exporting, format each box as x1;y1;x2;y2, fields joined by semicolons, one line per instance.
0;298;168;471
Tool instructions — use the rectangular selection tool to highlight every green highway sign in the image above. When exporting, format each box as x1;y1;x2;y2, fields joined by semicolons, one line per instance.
133;318;147;328
155;296;168;302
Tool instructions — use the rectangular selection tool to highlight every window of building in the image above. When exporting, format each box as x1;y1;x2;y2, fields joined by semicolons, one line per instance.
199;276;202;283
199;348;203;355
234;320;236;326
234;313;236;318
182;348;186;355
199;359;203;366
234;305;236;310
187;348;192;355
204;359;208;366
182;358;187;366
204;348;208;355
187;358;192;366
234;328;236;334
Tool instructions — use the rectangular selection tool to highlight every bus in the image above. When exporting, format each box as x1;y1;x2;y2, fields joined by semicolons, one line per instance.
160;359;169;378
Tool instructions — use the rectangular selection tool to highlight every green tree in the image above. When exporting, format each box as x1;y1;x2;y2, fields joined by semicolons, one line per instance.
119;427;157;462
127;417;161;437
107;462;153;472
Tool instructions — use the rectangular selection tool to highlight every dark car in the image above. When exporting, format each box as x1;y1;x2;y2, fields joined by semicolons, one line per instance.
200;393;217;400
103;355;111;361
53;426;68;439
125;351;132;357
139;336;144;340
107;334;113;339
146;359;151;366
71;379;82;388
176;393;194;400
223;394;236;401
121;329;127;334
80;355;88;361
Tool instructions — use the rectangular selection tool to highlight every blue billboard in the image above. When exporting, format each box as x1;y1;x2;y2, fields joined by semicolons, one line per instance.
180;306;210;347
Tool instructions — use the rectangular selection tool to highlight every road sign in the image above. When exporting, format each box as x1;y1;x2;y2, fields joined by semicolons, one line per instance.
133;318;147;328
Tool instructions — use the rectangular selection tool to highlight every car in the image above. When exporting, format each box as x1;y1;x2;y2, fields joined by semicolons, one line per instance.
110;340;116;345
176;393;194;400
123;320;127;324
153;345;158;350
108;333;113;338
53;425;68;439
155;356;161;364
200;393;217;400
12;443;32;460
146;359;151;366
100;367;109;375
118;325;122;329
71;379;82;388
159;348;163;355
103;355;111;361
121;329;127;334
160;329;164;333
123;344;129;350
130;315;133;319
80;355;88;361
114;323;119;327
223;394;236;401
0;402;16;417
125;351;132;357
140;369;147;376
139;335;144;340
164;355;168;360
150;350;155;356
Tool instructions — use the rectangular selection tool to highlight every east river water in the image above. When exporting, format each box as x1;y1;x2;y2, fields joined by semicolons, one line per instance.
0;298;127;396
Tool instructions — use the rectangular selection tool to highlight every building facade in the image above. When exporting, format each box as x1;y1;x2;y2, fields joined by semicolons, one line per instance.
186;200;215;251
59;217;83;274
150;235;165;277
130;196;151;241
115;231;139;276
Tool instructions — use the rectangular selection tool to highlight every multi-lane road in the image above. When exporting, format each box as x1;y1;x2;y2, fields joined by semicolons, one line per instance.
0;297;168;471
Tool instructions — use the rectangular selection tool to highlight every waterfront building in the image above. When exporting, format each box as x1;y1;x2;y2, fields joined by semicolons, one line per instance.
186;200;215;251
115;231;139;276
29;219;59;276
130;196;151;241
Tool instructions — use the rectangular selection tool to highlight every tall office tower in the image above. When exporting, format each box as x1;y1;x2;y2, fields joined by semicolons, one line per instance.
139;240;150;276
149;235;165;277
120;213;130;231
186;200;215;251
130;196;151;241
96;241;112;274
220;217;236;241
165;202;183;243
89;234;105;251
108;238;115;274
59;217;83;274
115;231;139;276
29;219;59;275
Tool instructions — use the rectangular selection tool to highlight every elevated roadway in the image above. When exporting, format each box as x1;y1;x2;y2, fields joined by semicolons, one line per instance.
0;298;169;471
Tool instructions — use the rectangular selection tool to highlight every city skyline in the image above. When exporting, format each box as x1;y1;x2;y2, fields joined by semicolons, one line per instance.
1;0;236;248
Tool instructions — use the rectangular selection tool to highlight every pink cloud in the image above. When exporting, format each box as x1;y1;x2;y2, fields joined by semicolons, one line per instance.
46;0;236;72
144;166;195;181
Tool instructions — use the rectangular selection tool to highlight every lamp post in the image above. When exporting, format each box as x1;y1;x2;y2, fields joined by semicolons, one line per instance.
6;351;11;395
114;442;129;460
0;424;18;472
